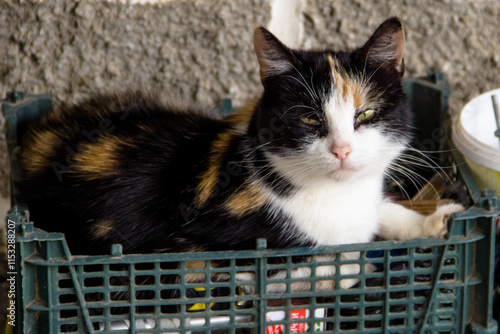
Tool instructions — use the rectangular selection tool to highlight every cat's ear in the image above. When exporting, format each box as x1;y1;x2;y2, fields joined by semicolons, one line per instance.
357;17;405;75
254;26;296;81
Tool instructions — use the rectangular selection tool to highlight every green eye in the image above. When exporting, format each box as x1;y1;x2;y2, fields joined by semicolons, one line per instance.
300;116;322;126
356;109;376;123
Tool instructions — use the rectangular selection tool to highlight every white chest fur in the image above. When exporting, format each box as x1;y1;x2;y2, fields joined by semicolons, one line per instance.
271;175;383;246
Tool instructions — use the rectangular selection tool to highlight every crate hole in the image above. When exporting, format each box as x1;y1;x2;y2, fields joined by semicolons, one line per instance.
365;320;382;328
135;262;155;271
414;289;429;298
415;247;432;254
110;290;129;301
161;274;181;285
365;293;383;302
83;264;104;273
365;277;383;287
415;274;432;282
58;266;70;274
292;255;310;264
59;309;78;319
59;294;77;304
161;289;181;299
289;280;311;292
211;272;230;283
136;290;155;300
84;292;104;302
88;308;104;316
317;296;335;304
415;259;432;269
92;322;102;331
339;321;358;330
390;261;409;271
136;305;155;314
160;304;181;314
211;259;229;268
390;304;407;313
236;258;256;267
438;314;456;324
439;287;455;294
185;272;206;283
60;324;78;332
237;285;255;296
365;306;382;316
390;275;408;285
340;307;358;317
210;301;230;311
390;291;408;300
439;302;454;309
110;276;129;286
135;275;155;285
236;271;256;282
440;272;456;281
236;299;255;310
316;280;334;291
58;279;73;289
84;277;104;287
109;263;128;271
269;266;287;278
414;303;425;311
444;257;457;266
212;287;231;297
340;294;360;303
268;256;288;265
160;261;180;270
389;318;405;326
187;288;206;298
111;307;130;315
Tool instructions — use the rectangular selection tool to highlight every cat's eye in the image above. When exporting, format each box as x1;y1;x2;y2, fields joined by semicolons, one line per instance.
356;109;376;123
300;116;322;126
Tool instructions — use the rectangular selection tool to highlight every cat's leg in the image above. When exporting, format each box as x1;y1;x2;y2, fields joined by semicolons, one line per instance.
378;202;464;240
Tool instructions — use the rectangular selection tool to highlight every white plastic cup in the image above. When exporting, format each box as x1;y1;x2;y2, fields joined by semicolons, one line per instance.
452;89;500;195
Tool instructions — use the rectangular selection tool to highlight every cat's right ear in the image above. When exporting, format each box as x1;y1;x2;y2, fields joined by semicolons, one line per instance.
254;26;296;81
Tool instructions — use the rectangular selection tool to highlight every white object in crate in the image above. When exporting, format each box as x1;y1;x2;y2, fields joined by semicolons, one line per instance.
266;308;326;333
452;88;500;193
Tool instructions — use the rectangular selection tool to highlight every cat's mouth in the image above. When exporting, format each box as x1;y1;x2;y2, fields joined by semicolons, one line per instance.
328;161;359;180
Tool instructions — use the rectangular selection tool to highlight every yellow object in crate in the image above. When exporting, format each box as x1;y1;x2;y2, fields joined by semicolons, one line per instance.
453;88;500;195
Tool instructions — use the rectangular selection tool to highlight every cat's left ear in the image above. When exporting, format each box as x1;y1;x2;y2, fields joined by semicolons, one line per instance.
254;26;297;81
357;17;405;76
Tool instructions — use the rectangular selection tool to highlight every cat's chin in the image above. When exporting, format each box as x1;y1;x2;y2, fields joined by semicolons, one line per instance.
328;165;359;181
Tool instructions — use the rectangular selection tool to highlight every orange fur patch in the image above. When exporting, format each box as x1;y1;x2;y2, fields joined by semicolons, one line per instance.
195;100;257;207
88;220;114;240
327;55;376;110
224;183;268;217
21;130;60;177
72;137;124;179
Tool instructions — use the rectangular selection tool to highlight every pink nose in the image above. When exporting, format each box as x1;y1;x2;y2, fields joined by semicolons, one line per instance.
331;144;352;161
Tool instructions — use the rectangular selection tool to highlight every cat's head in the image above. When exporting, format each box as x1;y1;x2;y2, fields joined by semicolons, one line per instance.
251;17;411;185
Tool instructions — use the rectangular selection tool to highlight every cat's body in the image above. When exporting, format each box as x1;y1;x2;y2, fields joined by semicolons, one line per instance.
18;18;462;258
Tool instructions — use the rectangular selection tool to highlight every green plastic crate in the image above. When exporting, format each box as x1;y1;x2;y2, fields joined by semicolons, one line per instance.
3;75;500;334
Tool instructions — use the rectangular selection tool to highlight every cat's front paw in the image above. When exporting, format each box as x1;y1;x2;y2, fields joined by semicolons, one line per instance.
422;203;465;238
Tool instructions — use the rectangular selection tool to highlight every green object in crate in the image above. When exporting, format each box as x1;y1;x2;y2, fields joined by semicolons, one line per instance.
3;74;500;334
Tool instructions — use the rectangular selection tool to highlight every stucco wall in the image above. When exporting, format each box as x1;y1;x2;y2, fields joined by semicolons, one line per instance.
1;0;500;201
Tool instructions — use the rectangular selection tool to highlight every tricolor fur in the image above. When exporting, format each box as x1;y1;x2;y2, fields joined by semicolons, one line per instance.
19;18;461;257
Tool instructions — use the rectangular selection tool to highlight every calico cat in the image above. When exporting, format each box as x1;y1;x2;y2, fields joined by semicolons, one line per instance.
18;17;462;264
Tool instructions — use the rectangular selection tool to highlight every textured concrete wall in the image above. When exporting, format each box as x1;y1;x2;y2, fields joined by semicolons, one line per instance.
1;0;500;199
0;1;500;331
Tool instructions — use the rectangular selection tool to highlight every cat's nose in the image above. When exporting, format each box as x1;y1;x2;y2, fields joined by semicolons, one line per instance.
331;144;352;161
